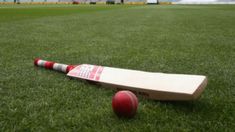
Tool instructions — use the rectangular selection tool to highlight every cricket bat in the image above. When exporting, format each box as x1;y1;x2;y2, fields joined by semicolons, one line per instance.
34;58;207;100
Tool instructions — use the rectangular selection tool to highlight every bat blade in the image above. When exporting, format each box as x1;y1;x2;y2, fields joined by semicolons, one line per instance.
67;64;207;100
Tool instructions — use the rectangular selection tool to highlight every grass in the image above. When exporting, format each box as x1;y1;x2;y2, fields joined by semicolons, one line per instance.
0;4;234;131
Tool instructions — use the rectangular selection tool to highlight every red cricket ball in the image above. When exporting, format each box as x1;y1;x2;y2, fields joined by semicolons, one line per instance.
112;90;138;118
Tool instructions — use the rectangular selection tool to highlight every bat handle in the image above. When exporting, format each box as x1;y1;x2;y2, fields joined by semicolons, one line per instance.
34;58;75;73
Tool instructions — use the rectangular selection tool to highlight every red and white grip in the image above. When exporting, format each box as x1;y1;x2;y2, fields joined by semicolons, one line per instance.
34;58;75;73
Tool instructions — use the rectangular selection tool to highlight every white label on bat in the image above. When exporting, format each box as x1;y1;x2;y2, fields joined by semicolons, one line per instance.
67;64;103;81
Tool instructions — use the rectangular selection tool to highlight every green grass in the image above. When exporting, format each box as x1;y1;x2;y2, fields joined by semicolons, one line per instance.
0;4;235;131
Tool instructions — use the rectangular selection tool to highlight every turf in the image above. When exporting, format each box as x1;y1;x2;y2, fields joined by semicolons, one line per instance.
0;4;234;131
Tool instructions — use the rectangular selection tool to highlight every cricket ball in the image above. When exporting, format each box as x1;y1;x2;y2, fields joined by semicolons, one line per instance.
112;90;138;118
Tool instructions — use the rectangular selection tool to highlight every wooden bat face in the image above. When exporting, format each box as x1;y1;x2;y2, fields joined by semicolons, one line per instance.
67;64;207;100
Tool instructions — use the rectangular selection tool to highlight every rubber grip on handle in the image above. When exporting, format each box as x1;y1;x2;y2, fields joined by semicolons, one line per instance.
34;58;75;73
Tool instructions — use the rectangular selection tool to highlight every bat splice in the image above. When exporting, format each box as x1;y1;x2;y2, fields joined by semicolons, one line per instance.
34;58;207;101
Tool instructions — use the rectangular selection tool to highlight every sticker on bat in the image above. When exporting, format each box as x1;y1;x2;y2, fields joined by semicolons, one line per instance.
67;64;104;81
